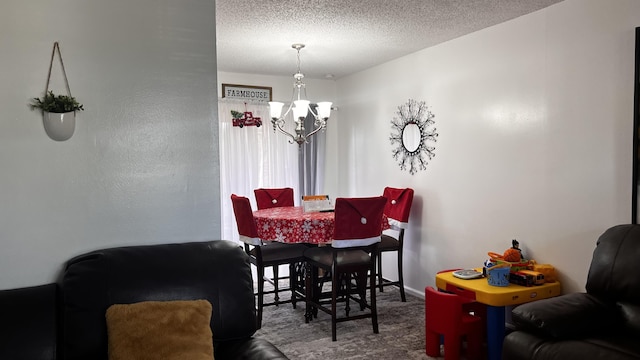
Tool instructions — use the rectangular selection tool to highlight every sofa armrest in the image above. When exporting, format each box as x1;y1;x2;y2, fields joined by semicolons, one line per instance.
512;292;618;339
0;283;58;360
214;338;289;360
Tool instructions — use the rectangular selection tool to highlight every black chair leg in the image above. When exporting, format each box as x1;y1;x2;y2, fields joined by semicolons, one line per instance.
289;263;297;309
304;262;318;323
377;253;384;292
331;265;338;341
355;271;367;311
370;261;379;334
257;266;265;329
272;265;280;305
398;249;406;302
344;274;351;317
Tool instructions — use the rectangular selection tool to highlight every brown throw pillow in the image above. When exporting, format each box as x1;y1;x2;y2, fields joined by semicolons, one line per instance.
106;299;214;360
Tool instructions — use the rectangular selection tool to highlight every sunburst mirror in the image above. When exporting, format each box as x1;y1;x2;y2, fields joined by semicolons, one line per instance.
389;99;438;175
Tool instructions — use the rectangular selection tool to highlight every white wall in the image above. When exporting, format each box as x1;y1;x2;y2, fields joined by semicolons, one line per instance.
329;0;640;295
0;0;220;290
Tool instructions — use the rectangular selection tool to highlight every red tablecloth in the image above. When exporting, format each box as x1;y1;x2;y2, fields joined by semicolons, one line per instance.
253;206;389;245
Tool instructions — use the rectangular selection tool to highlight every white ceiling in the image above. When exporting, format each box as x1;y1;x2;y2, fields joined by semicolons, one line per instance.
216;0;563;80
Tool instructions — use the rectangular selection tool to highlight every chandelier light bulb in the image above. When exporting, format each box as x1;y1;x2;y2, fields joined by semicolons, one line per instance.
317;102;332;119
269;101;284;119
293;100;310;119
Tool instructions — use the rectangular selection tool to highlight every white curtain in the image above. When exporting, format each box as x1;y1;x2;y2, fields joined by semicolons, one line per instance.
219;99;300;242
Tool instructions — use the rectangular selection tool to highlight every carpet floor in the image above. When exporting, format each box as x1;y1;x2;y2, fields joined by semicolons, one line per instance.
254;284;443;360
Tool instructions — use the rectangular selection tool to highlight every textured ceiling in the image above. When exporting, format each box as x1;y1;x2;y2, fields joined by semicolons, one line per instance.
216;0;563;80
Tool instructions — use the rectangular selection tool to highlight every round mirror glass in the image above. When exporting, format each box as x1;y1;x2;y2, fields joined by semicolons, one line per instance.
402;123;421;152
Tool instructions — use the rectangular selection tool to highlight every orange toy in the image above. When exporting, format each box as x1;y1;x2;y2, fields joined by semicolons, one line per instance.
488;251;530;272
503;248;521;262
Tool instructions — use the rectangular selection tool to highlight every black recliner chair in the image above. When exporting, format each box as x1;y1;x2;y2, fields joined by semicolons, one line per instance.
0;240;289;360
502;224;640;360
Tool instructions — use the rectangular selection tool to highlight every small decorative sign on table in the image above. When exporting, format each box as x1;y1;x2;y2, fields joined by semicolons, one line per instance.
302;196;333;213
222;84;272;102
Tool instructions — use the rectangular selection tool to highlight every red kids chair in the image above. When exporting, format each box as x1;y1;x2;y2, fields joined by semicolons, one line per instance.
425;286;484;360
378;187;414;301
254;188;295;209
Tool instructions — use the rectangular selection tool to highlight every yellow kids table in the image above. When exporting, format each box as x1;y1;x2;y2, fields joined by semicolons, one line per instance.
435;269;561;360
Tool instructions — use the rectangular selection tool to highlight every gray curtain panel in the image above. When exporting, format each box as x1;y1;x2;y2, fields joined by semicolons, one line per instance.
298;104;325;196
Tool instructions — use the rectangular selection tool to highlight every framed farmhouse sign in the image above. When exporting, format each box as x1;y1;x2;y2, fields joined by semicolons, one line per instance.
222;83;272;102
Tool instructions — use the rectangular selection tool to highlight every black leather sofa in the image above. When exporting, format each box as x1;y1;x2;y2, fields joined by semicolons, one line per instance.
502;224;640;360
0;240;289;360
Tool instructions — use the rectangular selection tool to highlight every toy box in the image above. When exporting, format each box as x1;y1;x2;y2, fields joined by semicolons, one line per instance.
510;270;545;286
531;263;557;282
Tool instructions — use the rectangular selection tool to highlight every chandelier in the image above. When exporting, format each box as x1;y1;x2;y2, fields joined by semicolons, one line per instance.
269;44;332;146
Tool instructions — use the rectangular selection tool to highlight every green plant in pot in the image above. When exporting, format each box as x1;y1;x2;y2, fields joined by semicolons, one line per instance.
29;91;84;141
29;90;84;113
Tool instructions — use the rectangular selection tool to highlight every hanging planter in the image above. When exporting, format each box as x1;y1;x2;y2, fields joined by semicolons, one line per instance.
29;42;84;141
43;109;76;141
30;91;83;141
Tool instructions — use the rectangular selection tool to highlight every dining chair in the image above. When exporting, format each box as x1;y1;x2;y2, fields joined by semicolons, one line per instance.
378;187;414;301
230;194;307;329
425;286;484;360
253;187;297;304
303;196;387;341
254;187;295;209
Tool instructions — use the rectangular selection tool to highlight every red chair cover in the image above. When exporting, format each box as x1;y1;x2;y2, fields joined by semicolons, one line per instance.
231;194;261;245
383;187;414;229
332;196;386;248
254;188;295;209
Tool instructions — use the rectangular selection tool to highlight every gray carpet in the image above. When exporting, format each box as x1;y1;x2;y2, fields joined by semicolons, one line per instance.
254;284;441;359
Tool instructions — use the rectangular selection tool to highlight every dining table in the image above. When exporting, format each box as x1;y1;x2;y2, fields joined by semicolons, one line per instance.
253;206;390;245
254;205;391;320
253;206;335;244
254;205;392;322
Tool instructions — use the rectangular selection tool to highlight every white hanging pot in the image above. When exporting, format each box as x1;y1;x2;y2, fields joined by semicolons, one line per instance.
43;111;75;141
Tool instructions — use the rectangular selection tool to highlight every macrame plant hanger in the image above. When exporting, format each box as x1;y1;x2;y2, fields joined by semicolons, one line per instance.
41;41;77;141
45;42;73;101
